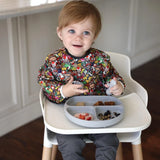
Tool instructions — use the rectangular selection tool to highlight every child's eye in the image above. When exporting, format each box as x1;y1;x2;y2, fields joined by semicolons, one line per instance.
83;31;90;35
68;29;75;34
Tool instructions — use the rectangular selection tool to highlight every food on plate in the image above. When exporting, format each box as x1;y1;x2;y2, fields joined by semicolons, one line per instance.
98;110;120;120
76;102;85;106
74;113;93;120
104;101;115;105
93;101;104;106
93;101;115;106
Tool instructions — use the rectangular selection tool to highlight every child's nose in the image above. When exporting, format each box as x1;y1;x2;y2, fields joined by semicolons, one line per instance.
75;34;83;41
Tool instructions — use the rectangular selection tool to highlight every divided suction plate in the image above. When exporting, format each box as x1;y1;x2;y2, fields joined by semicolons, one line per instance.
64;96;124;128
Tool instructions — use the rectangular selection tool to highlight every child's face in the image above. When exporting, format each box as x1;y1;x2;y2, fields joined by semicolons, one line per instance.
57;17;96;57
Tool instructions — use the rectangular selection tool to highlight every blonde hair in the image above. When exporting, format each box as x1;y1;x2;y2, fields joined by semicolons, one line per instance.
58;0;101;38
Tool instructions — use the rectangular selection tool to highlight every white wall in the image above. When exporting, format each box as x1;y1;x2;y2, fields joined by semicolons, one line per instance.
94;0;160;68
0;0;160;136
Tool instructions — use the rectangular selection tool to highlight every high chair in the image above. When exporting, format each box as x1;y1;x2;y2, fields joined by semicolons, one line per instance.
39;51;151;160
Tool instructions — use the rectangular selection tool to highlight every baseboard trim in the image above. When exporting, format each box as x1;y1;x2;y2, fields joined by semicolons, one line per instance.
131;45;160;69
0;101;42;137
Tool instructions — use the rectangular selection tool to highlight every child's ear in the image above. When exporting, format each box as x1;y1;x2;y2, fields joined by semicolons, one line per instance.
57;27;62;40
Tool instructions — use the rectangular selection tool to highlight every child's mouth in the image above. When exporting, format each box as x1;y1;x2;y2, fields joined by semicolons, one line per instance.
73;44;83;48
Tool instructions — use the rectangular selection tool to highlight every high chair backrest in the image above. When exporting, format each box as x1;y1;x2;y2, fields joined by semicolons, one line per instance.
107;51;131;80
106;51;148;106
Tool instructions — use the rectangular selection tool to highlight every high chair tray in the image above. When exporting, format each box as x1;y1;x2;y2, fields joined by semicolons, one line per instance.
64;96;124;128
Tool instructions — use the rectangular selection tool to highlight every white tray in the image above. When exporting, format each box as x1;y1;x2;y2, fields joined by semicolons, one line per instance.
64;96;124;128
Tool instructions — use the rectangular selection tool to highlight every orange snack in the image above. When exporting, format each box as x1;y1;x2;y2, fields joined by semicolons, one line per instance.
104;101;115;105
93;101;104;106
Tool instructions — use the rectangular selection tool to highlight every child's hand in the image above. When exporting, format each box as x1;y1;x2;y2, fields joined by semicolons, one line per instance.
62;76;88;98
105;77;124;96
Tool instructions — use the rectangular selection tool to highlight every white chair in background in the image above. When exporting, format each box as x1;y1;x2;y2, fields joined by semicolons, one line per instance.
39;51;150;160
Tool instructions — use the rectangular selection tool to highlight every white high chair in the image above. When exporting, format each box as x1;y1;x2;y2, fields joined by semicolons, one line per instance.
39;51;150;160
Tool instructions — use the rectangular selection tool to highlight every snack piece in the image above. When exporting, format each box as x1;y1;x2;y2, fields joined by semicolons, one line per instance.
76;102;85;106
74;113;93;120
114;112;120;117
98;110;120;120
93;101;104;106
104;101;115;105
93;101;115;106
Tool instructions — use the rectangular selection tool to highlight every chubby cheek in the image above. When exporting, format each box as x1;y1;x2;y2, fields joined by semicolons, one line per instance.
62;36;71;46
85;39;94;48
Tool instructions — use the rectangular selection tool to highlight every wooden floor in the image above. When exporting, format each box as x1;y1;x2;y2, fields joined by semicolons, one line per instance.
0;56;160;160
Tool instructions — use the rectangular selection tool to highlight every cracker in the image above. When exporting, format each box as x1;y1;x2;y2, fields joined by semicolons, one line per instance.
76;102;85;106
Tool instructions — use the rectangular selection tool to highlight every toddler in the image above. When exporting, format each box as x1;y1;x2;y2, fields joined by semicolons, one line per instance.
38;1;125;159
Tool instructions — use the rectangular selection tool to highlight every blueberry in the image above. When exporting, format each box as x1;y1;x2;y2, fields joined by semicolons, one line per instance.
104;110;111;116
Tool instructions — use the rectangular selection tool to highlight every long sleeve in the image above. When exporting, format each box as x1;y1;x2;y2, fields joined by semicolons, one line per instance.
101;53;125;87
37;53;65;103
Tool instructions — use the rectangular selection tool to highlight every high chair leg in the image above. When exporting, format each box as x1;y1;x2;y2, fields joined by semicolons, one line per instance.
116;142;123;160
42;146;52;160
51;145;58;160
132;143;143;160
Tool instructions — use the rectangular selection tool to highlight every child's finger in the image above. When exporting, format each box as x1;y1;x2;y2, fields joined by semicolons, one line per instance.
67;76;74;84
104;84;109;88
75;88;88;94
